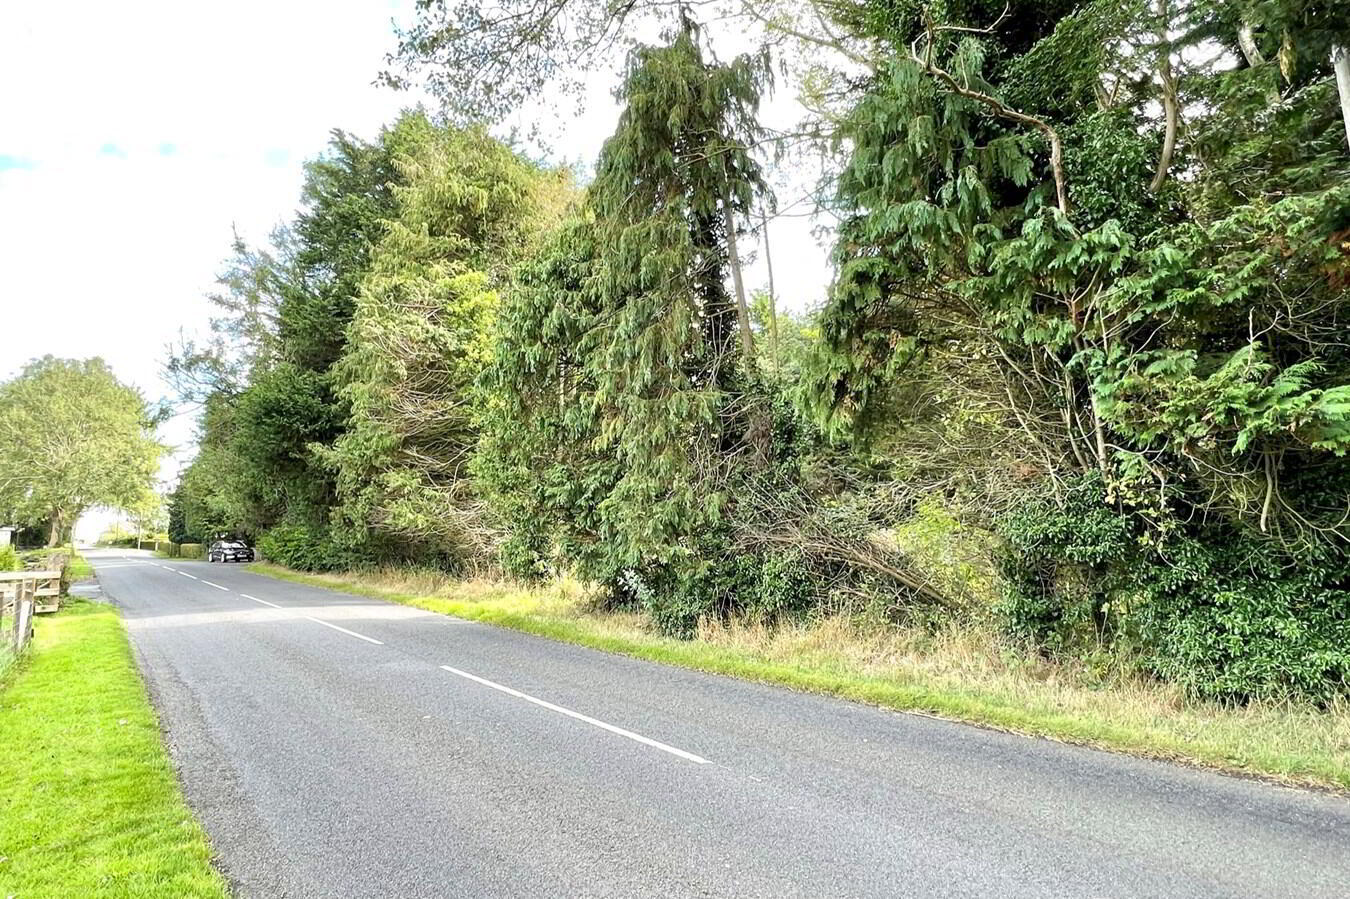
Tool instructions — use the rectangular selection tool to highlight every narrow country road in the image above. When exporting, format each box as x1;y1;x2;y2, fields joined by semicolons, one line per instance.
88;549;1349;898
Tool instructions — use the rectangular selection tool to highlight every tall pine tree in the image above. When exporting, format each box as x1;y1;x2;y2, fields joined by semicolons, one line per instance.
483;20;791;632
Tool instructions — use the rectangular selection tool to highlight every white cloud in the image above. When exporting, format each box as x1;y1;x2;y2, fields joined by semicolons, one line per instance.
1;0;421;478
3;0;835;533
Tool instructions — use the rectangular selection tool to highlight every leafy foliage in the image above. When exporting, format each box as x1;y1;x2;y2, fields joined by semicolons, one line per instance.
257;522;356;572
805;0;1350;699
322;121;558;565
171;116;416;549
0;357;165;546
180;0;1350;700
999;476;1350;702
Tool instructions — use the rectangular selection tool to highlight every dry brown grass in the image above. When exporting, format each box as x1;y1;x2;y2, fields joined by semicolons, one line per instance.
698;613;1350;783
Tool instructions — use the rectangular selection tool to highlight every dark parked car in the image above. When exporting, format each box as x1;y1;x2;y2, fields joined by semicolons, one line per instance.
208;540;255;563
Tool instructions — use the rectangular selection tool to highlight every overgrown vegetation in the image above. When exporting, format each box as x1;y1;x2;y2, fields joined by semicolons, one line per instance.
0;602;227;895
173;1;1350;706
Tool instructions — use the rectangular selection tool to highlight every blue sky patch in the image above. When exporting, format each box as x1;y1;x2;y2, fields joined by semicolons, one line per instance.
0;154;36;171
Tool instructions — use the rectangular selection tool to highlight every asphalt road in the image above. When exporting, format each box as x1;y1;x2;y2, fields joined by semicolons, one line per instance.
88;549;1349;898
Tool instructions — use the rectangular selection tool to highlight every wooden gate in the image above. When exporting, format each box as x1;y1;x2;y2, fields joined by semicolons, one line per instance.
0;569;61;654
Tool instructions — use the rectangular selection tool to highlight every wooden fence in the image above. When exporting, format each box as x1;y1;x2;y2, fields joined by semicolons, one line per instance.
0;569;61;656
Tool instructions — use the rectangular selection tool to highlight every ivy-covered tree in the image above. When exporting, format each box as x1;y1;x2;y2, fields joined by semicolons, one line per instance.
479;21;836;634
585;19;770;568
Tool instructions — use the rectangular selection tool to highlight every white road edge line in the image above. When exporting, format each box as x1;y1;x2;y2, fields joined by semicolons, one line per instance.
179;571;199;580
438;665;711;765
238;593;281;608
303;617;384;645
201;580;230;591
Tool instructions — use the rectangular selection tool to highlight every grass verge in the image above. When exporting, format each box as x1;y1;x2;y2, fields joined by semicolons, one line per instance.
0;548;94;682
0;601;228;897
248;562;1349;793
66;550;93;581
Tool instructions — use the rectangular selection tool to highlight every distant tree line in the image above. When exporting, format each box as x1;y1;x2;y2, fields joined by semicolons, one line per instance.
170;1;1350;702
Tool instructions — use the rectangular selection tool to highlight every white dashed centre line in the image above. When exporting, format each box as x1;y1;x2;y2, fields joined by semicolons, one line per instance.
235;593;382;645
303;617;384;645
179;571;199;580
439;665;711;765
201;580;230;591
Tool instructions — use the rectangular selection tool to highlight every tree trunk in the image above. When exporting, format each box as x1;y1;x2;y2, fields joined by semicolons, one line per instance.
1237;23;1265;68
1334;44;1350;153
912;38;1069;215
46;508;64;547
760;208;780;375
722;192;756;372
1149;0;1179;193
1238;22;1281;106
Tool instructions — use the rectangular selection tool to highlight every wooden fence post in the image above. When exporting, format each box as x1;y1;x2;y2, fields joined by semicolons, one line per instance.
14;596;33;650
9;584;24;651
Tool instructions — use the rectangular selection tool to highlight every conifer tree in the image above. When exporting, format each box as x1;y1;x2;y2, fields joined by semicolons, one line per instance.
482;20;794;631
585;19;769;571
323;118;552;564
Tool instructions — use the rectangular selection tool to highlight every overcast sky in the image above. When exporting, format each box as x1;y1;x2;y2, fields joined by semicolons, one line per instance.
2;1;833;537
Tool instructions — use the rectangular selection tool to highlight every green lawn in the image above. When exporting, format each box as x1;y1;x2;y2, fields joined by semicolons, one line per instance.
0;601;227;897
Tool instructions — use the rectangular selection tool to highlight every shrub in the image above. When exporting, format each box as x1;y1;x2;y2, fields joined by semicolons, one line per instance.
498;531;550;582
0;545;19;572
1132;534;1350;703
258;524;354;572
617;543;817;639
998;475;1350;702
178;543;205;560
996;475;1133;654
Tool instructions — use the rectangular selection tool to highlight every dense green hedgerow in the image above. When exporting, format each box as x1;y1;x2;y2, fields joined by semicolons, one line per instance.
617;541;819;638
258;524;357;572
999;476;1350;703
